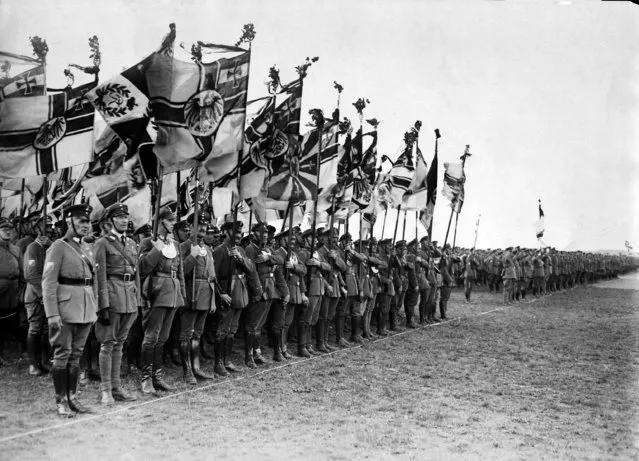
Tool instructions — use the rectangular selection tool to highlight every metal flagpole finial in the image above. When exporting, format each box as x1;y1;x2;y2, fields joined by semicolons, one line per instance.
435;129;441;139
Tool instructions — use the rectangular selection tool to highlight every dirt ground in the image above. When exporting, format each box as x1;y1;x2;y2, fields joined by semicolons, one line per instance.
1;275;638;461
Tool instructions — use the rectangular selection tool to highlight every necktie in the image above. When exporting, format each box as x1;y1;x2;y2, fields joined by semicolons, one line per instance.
121;236;126;246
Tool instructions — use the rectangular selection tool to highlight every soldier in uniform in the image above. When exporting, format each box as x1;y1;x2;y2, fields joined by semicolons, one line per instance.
212;221;257;376
138;208;186;394
42;204;97;417
416;237;432;324
389;240;410;331
24;216;55;376
426;241;442;323
297;228;332;356
335;233;365;343
373;238;394;335
501;248;517;305
403;240;420;329
0;218;22;367
362;237;383;338
463;248;481;303
439;244;456;320
244;222;287;367
532;250;545;297
179;213;228;384
317;228;345;352
93;203;140;405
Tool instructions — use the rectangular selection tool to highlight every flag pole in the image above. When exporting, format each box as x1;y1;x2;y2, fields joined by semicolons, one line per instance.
42;177;48;229
190;167;201;300
19;179;25;220
281;202;291;232
392;205;401;245
415;210;419;241
328;82;342;245
428;129;440;239
442;206;455;250
152;165;165;239
473;214;481;249
452;211;459;250
401;208;407;241
285;199;294;281
380;208;388;239
308;112;325;263
176;170;181;220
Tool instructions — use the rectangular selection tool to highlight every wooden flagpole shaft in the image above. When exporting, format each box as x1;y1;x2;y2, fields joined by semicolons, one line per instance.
473;215;480;249
152;165;165;239
401;208;407;241
392;205;401;245
19;179;25;220
428;133;439;239
452;211;459;250
285;200;294;281
191;167;201;300
380;208;388;239
176;170;181;220
442;206;455;250
309;119;324;261
281;202;291;232
42;177;48;228
328;193;336;248
359;212;363;252
415;210;418;241
248;207;253;231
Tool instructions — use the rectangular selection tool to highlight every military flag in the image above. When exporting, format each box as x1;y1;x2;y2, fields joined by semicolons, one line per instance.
0;51;46;101
377;139;415;209
442;161;465;212
139;48;250;175
420;142;438;230
0;82;96;178
535;200;545;239
267;120;339;202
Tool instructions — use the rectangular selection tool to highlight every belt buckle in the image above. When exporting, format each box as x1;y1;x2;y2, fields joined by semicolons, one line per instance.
84;278;92;287
171;270;177;279
123;273;132;282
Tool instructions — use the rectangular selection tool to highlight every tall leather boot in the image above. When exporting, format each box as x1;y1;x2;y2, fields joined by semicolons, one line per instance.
224;336;240;372
244;332;257;369
253;332;268;365
152;346;176;392
99;345;114;406
52;367;75;417
40;332;52;373
111;348;136;402
200;337;215;360
306;325;318;356
281;327;292;360
405;304;416;328
360;315;370;340
170;334;181;367
335;315;350;348
324;321;337;352
191;340;214;380
213;338;229;377
67;365;93;413
27;334;44;376
272;331;284;362
179;340;197;385
350;316;363;344
140;346;157;395
297;324;311;358
366;310;377;339
389;309;397;331
316;320;329;353
377;310;388;336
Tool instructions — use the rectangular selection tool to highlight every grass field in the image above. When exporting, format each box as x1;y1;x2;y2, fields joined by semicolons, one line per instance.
1;277;638;460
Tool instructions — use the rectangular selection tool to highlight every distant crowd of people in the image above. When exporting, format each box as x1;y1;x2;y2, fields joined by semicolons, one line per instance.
0;204;636;418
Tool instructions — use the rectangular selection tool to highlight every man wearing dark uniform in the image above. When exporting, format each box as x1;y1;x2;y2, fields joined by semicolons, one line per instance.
138;208;186;394
362;237;383;339
373;238;394;335
42;204;97;417
416;237;431;324
179;213;228;384
389;240;410;331
24;216;54;376
317;228;345;352
213;221;257;376
404;239;420;329
0;218;22;367
93;204;140;405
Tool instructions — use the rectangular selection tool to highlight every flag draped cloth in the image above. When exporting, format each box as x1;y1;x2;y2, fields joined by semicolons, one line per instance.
378;140;415;209
535;203;545;239
267;121;339;202
442;161;465;212
420;148;438;230
0;65;46;101
0;82;96;178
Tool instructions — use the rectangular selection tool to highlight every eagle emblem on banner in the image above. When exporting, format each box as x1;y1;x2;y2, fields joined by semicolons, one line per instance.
184;89;224;137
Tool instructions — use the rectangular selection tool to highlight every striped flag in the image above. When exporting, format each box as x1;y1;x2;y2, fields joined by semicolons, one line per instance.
442;161;465;212
377;140;415;209
0;82;96;178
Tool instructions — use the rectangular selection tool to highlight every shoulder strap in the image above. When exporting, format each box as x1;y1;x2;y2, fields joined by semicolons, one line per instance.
62;238;94;275
105;237;138;271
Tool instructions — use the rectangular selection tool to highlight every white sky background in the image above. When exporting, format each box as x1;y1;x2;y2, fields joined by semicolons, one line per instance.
1;0;637;251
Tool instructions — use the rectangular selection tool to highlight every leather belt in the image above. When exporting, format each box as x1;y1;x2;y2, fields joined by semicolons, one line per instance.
59;276;93;286
195;276;216;283
108;273;135;282
156;270;177;279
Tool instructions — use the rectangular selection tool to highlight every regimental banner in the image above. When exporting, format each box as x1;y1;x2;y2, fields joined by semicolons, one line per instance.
0;82;96;178
142;50;250;175
377;142;415;209
442;161;465;212
267;121;339;202
0;65;46;101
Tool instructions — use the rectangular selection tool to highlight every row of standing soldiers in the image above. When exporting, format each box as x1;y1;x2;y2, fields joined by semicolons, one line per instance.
0;204;636;417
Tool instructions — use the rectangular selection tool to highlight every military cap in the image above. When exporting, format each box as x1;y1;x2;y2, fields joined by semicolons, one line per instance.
274;229;290;240
442;243;451;250
0;217;14;230
104;203;129;220
158;207;176;221
252;222;268;233
368;237;378;245
174;220;192;232
431;240;439;247
379;238;392;246
395;240;406;248
315;227;325;236
64;204;92;220
267;225;276;234
240;234;254;246
419;236;430;243
134;224;152;235
206;225;219;234
220;220;242;232
187;213;210;226
301;228;314;238
408;238;418;247
339;232;353;242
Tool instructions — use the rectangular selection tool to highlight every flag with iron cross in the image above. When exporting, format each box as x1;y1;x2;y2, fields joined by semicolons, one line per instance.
0;81;96;178
145;49;250;175
0;65;46;101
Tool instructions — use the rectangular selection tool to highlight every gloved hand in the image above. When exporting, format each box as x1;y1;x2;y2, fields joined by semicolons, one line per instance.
97;309;111;326
48;315;62;332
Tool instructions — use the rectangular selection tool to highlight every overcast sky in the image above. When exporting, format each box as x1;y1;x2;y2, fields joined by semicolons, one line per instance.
1;0;637;251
